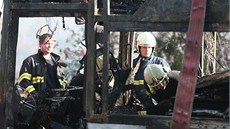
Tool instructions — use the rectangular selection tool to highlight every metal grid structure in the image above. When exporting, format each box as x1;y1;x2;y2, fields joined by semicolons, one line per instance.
0;0;229;128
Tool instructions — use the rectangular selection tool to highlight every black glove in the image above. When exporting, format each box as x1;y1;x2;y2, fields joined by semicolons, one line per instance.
27;91;39;103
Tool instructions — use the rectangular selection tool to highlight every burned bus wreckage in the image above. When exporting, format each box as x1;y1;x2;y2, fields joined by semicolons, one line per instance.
0;0;229;129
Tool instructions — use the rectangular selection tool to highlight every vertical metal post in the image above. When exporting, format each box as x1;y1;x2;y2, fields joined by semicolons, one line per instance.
0;1;8;128
85;0;97;120
201;33;204;76
0;0;17;128
119;32;129;68
213;32;216;73
128;32;135;68
4;8;19;129
101;0;110;117
5;14;18;129
119;32;135;69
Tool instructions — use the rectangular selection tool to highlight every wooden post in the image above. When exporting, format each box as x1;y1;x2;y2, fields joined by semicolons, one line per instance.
171;0;206;129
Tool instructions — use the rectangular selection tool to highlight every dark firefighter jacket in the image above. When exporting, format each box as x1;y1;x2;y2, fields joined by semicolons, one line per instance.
18;49;67;96
133;54;171;100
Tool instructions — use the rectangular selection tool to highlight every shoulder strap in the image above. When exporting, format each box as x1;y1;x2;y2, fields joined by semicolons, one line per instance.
125;57;142;85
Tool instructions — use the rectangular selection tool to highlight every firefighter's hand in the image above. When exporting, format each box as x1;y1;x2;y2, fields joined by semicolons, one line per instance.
27;91;39;101
157;76;169;90
159;80;168;90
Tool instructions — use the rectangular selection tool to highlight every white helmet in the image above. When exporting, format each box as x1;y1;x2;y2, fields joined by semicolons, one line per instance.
136;32;156;47
144;64;168;87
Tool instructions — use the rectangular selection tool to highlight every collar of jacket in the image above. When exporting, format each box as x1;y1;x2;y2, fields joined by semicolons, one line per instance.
37;49;60;62
138;53;155;61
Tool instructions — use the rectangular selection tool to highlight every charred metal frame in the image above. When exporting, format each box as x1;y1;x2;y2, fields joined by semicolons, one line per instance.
0;0;229;129
0;1;88;128
87;0;229;128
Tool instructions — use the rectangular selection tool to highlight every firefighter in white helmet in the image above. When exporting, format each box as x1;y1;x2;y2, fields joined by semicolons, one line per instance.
129;32;171;115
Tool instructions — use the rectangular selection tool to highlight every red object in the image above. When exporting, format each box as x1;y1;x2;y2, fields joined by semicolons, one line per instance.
170;0;206;129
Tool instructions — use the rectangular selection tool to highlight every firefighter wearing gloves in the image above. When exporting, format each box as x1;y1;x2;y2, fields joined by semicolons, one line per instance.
129;32;171;115
144;64;169;93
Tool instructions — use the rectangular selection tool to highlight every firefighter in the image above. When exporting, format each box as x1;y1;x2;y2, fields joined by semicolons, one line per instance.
127;32;171;115
18;33;67;98
17;33;67;128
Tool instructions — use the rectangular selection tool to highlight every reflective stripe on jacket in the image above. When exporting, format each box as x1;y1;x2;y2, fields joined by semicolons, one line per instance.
18;49;67;96
133;54;171;98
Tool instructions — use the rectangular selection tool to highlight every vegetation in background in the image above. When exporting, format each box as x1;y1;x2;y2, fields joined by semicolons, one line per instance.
58;26;85;81
155;32;186;71
60;30;229;81
155;32;230;75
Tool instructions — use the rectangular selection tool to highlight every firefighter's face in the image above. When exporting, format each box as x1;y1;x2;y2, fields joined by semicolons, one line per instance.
140;46;153;58
40;37;56;55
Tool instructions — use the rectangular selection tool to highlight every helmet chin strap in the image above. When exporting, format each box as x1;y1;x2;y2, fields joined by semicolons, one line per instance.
149;76;168;90
152;47;155;53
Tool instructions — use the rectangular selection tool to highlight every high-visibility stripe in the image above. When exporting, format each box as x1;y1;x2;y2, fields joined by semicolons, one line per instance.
31;76;44;84
19;73;44;84
24;85;35;96
133;80;154;96
19;73;32;83
147;84;154;94
133;80;144;85
59;79;67;88
125;57;142;85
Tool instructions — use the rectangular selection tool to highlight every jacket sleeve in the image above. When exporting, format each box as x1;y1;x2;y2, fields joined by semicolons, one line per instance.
18;57;36;96
153;56;171;73
161;59;171;73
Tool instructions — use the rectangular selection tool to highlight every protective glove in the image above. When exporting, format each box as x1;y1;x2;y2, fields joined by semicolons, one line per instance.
27;91;39;103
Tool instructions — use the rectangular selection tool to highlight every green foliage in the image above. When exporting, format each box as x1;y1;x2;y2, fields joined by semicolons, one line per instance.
208;32;230;72
58;27;85;81
60;30;229;81
155;32;230;73
155;32;186;70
